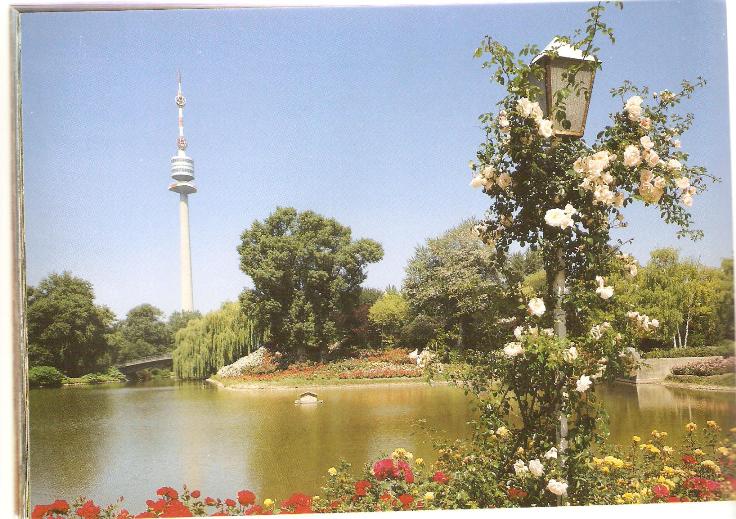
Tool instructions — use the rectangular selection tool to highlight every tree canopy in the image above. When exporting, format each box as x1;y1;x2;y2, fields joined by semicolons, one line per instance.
238;207;384;360
26;272;114;376
112;304;172;363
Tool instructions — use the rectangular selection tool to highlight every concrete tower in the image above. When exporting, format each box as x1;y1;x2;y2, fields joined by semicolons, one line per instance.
169;73;196;311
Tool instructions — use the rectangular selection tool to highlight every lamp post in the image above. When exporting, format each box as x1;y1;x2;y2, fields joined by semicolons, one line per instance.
531;39;598;502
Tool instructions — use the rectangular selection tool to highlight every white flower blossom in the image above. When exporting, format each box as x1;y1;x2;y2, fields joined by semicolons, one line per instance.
624;95;643;121
563;346;578;363
528;459;545;478
517;97;543;121
595;276;614;300
503;342;524;358
640;136;654;149
545;208;575;230
513;326;524;340
623;145;641;168
538;118;554;138
544;447;558;460
667;158;682;171
575;374;592;393
513;459;529;475
546;479;568;496
527;297;546;317
496;172;512;190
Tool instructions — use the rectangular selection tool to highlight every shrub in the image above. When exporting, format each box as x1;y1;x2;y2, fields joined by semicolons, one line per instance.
644;342;734;359
671;357;735;376
28;366;64;388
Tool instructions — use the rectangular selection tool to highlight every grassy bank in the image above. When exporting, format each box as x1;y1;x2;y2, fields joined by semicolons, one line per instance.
664;372;736;389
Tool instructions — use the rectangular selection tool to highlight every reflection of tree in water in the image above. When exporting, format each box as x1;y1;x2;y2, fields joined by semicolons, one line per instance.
598;383;735;446
30;386;116;505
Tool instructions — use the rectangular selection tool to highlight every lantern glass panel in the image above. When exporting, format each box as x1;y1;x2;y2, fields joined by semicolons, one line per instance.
547;57;595;137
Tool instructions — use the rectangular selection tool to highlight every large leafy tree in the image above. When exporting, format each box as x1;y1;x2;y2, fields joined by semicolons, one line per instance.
113;304;172;362
402;219;516;350
238;207;384;360
615;248;732;349
26;272;114;376
368;289;410;347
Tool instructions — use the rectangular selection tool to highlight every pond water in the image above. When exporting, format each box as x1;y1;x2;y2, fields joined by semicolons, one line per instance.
29;380;735;511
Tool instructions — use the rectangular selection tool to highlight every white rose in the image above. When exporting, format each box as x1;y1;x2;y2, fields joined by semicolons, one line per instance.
528;459;545;478
667;158;682;171
517;97;536;118
645;149;659;167
681;193;693;207
546;479;568;496
503;342;524;358
513;459;529;475
640;136;654;149
673;139;681;148
513;326;524;340
596;285;614;300
538;119;554;138
575;374;592;393
497;172;512;190
623;145;641;168
470;175;485;188
545;208;574;230
563;346;578;363
528;297;546;317
563;204;577;216
674;176;690;189
544;447;558;459
625;95;643;108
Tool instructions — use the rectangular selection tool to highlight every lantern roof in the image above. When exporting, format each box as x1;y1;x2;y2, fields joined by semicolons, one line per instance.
531;38;597;64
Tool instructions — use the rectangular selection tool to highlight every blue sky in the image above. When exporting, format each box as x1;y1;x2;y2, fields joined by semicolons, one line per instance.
21;1;732;318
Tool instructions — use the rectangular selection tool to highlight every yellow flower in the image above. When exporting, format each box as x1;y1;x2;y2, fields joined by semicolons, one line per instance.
707;420;718;429
730;426;736;433
603;455;624;468
648;446;660;455
662;466;675;476
717;447;730;456
685;422;697;432
693;449;704;456
264;499;274;507
622;492;638;502
391;448;413;460
592;457;604;466
663;446;673;455
328;467;338;476
601;466;610;474
424;492;435;501
632;435;641;443
496;426;510;438
313;496;320;501
701;460;721;474
516;447;525;455
415;458;424;465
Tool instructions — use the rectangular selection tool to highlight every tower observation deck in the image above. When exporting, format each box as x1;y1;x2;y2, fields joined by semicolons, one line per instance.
170;73;195;311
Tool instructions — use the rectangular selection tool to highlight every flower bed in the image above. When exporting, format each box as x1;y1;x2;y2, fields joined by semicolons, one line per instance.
671;357;735;376
31;421;736;517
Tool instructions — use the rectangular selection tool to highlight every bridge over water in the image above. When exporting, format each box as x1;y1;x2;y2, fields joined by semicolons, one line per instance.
116;354;173;377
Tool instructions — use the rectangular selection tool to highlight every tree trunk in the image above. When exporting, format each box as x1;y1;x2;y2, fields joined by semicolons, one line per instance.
684;310;691;349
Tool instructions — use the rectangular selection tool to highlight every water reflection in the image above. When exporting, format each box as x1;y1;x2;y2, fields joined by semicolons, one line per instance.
29;380;735;511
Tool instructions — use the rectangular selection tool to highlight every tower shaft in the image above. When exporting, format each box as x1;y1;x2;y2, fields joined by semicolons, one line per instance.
178;193;194;311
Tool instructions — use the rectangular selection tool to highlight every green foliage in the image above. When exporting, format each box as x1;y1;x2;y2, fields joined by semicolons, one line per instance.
238;207;383;360
112;304;172;363
27;366;64;388
168;310;202;337
368;290;410;347
26;272;115;376
172;302;263;380
644;341;734;359
403;220;512;351
401;314;440;350
615;249;733;350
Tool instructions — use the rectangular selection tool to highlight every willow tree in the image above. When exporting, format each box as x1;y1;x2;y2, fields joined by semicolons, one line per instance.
443;2;716;508
172;302;263;380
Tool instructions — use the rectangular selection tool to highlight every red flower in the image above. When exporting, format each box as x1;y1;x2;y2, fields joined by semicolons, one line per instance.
31;505;49;519
397;460;414;484
682;455;697;465
329;500;341;510
379;493;392;502
146;499;167;514
508;487;528;500
666;496;682;503
135;513;156;518
398;494;414;510
373;458;398;480
432;471;450;484
205;497;217;506
354;480;372;497
191;490;201;499
160;499;193;517
156;487;179;500
224;498;236;507
245;505;263;515
116;509;131;519
652;485;670;499
76;500;101;519
238;490;256;506
280;492;312;514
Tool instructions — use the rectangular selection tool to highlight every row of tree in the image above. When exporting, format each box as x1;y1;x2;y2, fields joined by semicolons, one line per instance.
26;272;199;376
